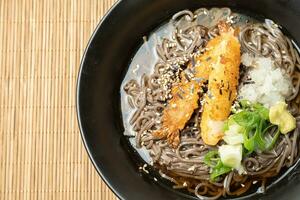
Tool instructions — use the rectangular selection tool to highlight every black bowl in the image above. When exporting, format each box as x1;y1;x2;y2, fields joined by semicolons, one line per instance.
76;0;300;199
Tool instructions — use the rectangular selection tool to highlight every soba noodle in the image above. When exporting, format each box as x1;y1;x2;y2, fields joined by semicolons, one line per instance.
123;9;300;199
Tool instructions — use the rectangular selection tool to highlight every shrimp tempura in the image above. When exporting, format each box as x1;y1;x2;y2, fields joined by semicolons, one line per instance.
200;24;241;145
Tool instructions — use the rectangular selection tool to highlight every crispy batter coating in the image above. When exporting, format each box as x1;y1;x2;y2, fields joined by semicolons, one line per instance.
152;50;213;148
152;81;201;147
200;29;241;145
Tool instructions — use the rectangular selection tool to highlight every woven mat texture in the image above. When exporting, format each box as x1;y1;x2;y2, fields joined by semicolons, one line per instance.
0;0;118;199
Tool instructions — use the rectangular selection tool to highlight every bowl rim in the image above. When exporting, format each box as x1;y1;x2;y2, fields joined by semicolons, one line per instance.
76;0;123;199
75;1;300;199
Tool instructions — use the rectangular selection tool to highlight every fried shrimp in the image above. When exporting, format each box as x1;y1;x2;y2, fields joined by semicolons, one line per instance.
152;81;201;147
200;24;241;145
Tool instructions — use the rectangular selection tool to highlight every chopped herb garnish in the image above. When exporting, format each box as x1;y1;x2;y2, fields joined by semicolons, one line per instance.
206;57;212;61
204;151;232;181
224;100;280;154
177;93;183;99
243;81;255;85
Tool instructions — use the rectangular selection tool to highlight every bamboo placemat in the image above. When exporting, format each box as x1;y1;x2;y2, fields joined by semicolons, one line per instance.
0;0;118;199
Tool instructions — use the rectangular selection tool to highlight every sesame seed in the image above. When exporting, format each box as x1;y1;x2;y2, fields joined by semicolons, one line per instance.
133;64;140;74
142;164;149;174
143;36;148;43
188;166;195;171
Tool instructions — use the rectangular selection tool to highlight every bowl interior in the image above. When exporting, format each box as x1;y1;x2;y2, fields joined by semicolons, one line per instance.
77;0;300;199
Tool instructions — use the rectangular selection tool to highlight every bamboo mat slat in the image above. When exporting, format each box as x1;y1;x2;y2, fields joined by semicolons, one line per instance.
0;0;118;199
